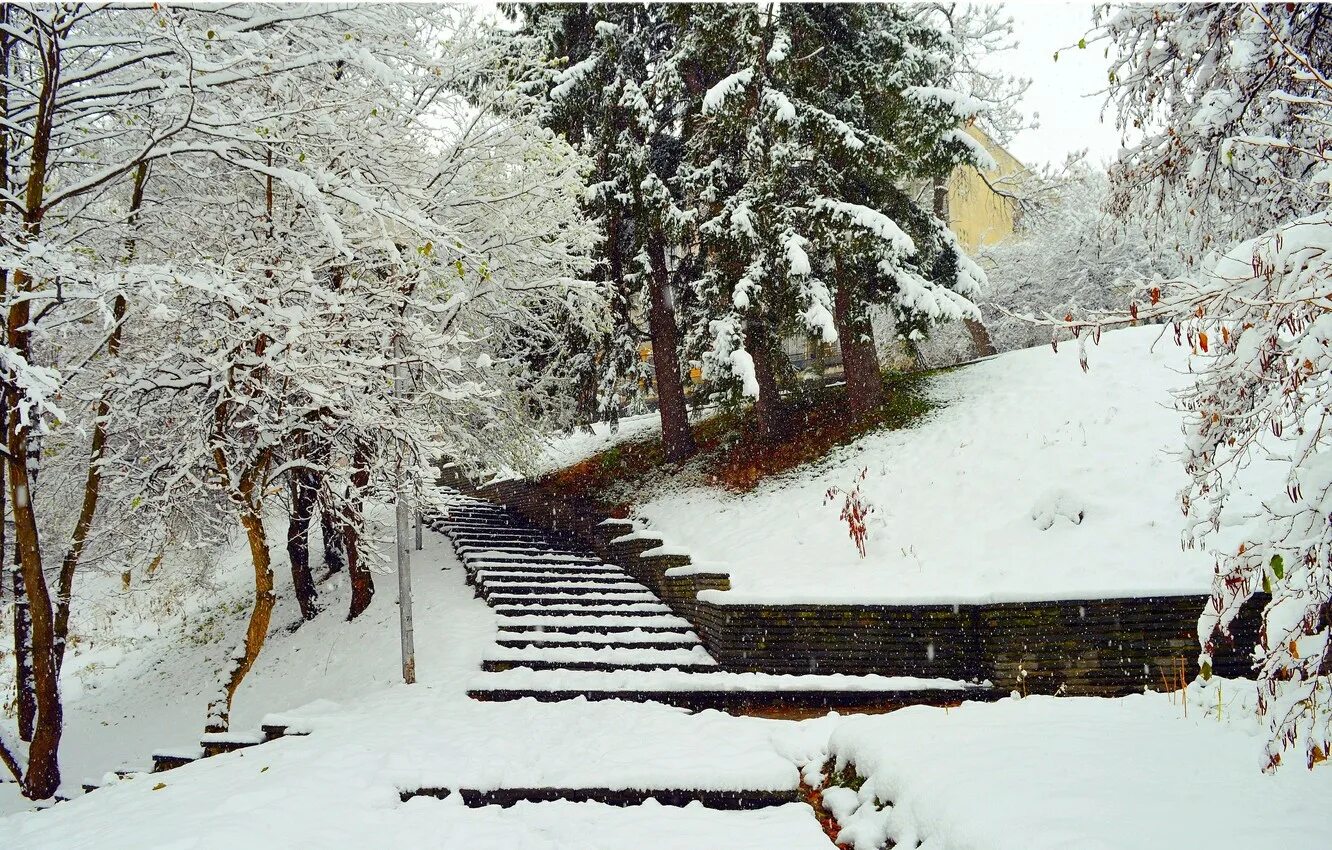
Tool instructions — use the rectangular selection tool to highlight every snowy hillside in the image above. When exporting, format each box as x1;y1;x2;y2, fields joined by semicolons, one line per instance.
626;327;1269;604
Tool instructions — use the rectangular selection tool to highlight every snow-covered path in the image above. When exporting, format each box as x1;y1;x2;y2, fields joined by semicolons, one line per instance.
2;518;834;849
4;506;1329;849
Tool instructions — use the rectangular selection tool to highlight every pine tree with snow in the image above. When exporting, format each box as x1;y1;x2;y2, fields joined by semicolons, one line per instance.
676;3;990;428
511;4;700;462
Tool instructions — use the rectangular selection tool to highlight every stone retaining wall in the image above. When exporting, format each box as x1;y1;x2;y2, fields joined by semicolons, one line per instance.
439;466;1261;696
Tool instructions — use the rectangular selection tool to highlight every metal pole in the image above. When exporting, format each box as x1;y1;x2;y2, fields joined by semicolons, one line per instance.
394;345;416;685
396;481;416;684
414;510;422;551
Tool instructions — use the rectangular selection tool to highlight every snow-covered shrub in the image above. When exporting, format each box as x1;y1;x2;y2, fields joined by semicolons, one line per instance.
1050;3;1332;770
983;167;1182;352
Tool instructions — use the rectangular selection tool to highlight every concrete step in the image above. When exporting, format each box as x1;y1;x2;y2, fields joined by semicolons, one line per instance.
493;604;675;616
469;668;998;715
496;619;695;633
468;562;619;575
469;684;998;714
458;547;598;560
446;530;567;540
496;636;701;650
439;513;514;525
474;570;638;584
479;583;651;596
456;544;575;556
482;659;721;673
453;536;583;549
461;554;603;566
400;785;798;809
488;594;661;607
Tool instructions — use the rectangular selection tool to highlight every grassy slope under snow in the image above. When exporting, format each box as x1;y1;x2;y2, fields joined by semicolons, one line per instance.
578;327;1269;603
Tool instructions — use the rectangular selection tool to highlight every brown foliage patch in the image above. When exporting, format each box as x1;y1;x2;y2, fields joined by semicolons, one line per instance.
539;372;936;510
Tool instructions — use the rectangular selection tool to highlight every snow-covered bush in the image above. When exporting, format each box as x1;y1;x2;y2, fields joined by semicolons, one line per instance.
983;167;1182;352
1056;3;1332;770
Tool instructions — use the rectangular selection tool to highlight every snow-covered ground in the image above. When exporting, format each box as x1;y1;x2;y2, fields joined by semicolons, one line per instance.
528;412;664;477
824;685;1331;850
620;327;1272;604
4;512;1328;848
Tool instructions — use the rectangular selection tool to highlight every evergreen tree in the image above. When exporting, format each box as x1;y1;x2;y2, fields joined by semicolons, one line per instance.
677;4;989;428
513;4;699;462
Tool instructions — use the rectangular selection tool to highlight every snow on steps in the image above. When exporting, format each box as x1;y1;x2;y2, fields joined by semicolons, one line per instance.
433;491;994;714
482;644;717;673
400;785;800;809
124;723;311;785
469;667;995;712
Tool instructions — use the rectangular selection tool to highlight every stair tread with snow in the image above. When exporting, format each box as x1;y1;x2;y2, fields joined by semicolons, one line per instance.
461;552;603;565
493;604;675;616
496;616;696;632
477;574;642;586
488;644;716;665
479;583;653;596
495;634;702;650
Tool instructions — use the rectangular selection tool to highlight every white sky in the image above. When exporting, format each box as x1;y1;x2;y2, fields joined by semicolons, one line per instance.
1000;2;1122;170
474;1;1118;172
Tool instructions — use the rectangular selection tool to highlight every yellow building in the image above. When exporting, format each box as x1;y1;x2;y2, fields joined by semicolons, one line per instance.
940;124;1027;254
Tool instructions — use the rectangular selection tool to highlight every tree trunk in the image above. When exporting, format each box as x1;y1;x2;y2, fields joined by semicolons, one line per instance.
320;498;345;575
7;270;61;799
832;265;885;419
645;232;697;463
285;468;319;621
8;448;61;799
746;318;788;443
5;21;64;799
345;442;374;621
53;161;148;672
205;506;276;734
963;317;998;359
934;176;996;359
11;557;35;743
4;401;35;742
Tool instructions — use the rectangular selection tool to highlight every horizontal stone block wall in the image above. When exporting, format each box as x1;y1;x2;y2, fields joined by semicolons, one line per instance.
977;596;1193;696
437;465;1264;696
694;601;983;679
693;594;1264;695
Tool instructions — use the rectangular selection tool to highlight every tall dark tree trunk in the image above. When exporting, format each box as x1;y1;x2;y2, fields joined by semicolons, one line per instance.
285;468;319;621
746;318;788;443
4;32;63;795
646;231;697;463
7;426;61;798
934;177;996;359
345;442;375;621
320;497;345;575
4;397;34;743
832;260;885;418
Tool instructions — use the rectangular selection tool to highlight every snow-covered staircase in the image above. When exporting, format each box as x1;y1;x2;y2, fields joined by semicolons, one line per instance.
429;492;994;714
432;494;715;676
